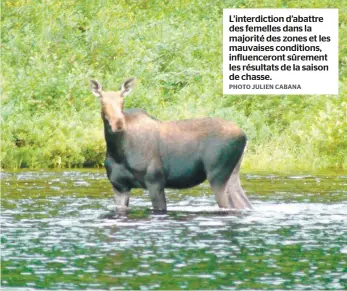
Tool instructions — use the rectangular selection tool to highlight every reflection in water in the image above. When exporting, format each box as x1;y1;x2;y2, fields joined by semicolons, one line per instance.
1;170;346;290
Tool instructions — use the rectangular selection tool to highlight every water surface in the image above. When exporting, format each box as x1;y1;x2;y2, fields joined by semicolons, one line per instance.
1;170;346;290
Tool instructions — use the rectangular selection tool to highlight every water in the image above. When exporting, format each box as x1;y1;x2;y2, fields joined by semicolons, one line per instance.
1;170;346;290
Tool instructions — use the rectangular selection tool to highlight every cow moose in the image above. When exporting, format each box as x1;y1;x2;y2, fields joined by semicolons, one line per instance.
90;78;252;213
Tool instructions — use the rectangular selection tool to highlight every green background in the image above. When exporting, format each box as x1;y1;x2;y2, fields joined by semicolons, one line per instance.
1;0;346;171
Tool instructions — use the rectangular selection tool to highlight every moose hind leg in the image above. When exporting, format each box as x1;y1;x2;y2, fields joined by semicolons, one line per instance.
209;155;252;210
223;158;252;209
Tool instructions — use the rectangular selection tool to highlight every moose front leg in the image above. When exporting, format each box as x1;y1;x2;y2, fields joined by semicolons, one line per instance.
147;183;167;213
145;162;167;213
112;186;130;214
148;186;167;213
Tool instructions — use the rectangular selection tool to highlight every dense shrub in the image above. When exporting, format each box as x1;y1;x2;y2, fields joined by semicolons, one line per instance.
1;0;346;171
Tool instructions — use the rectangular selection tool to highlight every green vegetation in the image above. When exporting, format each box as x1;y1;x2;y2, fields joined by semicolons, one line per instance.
1;0;346;171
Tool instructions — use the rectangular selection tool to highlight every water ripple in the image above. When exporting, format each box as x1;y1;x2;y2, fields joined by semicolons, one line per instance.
1;171;346;290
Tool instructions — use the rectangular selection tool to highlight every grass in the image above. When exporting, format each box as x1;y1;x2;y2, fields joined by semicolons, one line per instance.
1;0;346;172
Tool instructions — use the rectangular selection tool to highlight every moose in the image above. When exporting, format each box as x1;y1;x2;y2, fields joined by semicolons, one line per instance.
90;78;252;213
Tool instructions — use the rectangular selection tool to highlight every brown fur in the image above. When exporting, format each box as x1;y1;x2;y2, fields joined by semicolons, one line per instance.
90;78;252;212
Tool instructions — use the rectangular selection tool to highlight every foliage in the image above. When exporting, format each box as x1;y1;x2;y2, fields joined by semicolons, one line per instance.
1;0;346;171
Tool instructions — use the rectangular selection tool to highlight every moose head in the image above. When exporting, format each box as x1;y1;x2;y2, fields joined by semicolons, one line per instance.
90;78;135;133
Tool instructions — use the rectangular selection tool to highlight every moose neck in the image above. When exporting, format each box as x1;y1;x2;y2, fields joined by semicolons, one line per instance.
103;119;127;159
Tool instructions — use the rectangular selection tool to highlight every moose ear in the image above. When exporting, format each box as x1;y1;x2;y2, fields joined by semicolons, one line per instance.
120;78;136;97
90;79;103;98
